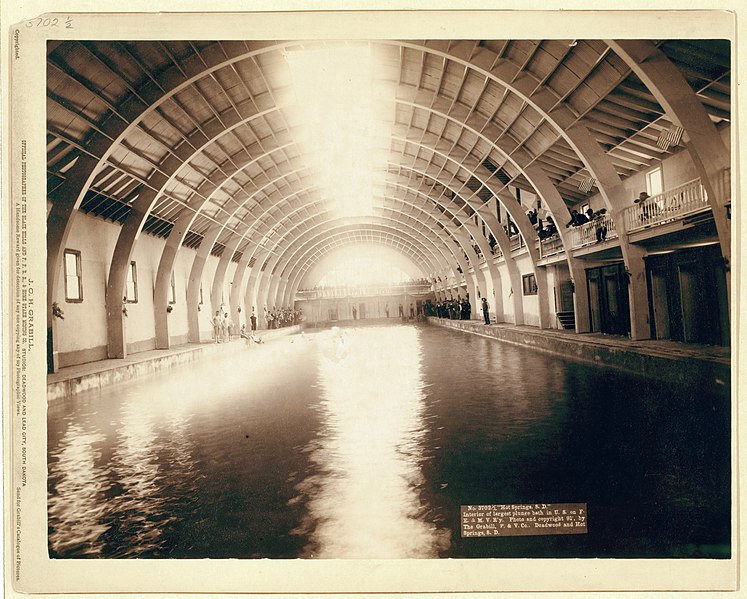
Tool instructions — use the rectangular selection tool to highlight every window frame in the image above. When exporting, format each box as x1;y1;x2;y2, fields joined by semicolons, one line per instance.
646;166;664;197
522;273;538;296
125;261;138;304
63;249;83;303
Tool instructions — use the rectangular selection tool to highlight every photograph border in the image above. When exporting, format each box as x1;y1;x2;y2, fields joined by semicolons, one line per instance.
2;1;743;597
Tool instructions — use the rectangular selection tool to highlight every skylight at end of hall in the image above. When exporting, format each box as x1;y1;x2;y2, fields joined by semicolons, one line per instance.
285;44;394;219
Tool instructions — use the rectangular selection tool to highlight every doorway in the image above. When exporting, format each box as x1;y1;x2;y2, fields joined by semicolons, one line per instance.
645;245;728;345
586;263;631;336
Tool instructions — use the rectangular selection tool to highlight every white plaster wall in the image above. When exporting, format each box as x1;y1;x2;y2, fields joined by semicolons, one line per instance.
515;253;540;327
54;213;225;362
165;244;193;343
545;266;559;328
494;261;513;323
125;232;160;350
54;212;116;355
201;255;220;337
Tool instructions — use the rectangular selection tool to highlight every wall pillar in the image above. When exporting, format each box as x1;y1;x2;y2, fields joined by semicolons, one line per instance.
186;225;222;343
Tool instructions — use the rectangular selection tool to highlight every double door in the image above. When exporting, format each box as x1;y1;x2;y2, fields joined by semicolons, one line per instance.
586;263;631;336
645;246;728;345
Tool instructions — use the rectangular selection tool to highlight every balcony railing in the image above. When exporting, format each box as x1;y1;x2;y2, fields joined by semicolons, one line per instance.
296;282;434;300
509;234;525;252
567;212;619;249
625;178;708;232
538;234;565;259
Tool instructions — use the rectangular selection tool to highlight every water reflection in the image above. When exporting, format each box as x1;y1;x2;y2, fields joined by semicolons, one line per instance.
47;324;729;559
48;423;109;556
294;326;450;558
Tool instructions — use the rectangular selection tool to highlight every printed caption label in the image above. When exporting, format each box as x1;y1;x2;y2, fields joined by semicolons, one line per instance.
461;503;587;537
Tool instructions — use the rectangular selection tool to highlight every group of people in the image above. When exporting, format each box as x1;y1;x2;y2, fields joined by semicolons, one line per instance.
566;207;609;243
429;297;472;321
263;306;302;329
429;295;492;325
394;302;419;321
527;209;559;241
498;191;657;251
212;304;302;343
212;310;235;343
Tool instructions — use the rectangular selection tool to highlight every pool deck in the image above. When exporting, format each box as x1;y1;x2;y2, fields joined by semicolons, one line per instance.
47;325;301;402
429;317;731;393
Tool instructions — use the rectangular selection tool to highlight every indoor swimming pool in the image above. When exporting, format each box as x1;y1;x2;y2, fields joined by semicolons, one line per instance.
47;324;730;559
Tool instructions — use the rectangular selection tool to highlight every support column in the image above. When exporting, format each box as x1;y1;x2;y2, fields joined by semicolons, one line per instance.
275;278;289;309
210;236;243;317
186;225;222;343
230;253;253;332
465;276;477;319
267;274;282;311
534;266;551;329
569;261;591;334
623;241;650;341
106;211;144;358
153;238;180;350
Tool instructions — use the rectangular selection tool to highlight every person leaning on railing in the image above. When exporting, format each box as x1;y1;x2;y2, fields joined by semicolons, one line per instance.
587;207;608;242
565;209;589;228
634;191;660;223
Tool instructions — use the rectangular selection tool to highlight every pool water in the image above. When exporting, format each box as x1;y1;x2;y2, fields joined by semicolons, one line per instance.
48;324;730;559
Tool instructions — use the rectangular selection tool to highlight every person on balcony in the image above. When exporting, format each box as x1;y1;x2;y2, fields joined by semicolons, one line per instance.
566;209;588;228
588;208;608;242
634;191;659;222
545;216;558;237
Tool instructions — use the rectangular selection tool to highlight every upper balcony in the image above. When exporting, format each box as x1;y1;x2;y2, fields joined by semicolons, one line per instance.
566;211;620;250
623;178;710;234
561;175;721;254
521;174;724;262
297;281;433;300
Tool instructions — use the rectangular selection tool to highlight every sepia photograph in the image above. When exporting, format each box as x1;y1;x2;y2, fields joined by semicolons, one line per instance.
3;3;741;597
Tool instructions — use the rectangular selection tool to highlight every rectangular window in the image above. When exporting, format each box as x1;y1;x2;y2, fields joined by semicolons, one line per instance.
64;249;82;302
169;272;177;304
522;273;538;296
646;166;663;197
125;261;138;303
199;283;204;305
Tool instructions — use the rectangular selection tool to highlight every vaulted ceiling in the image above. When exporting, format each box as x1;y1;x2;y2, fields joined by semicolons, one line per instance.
47;39;730;284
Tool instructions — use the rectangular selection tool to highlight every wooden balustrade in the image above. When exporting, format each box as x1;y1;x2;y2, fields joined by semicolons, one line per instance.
624;178;708;232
